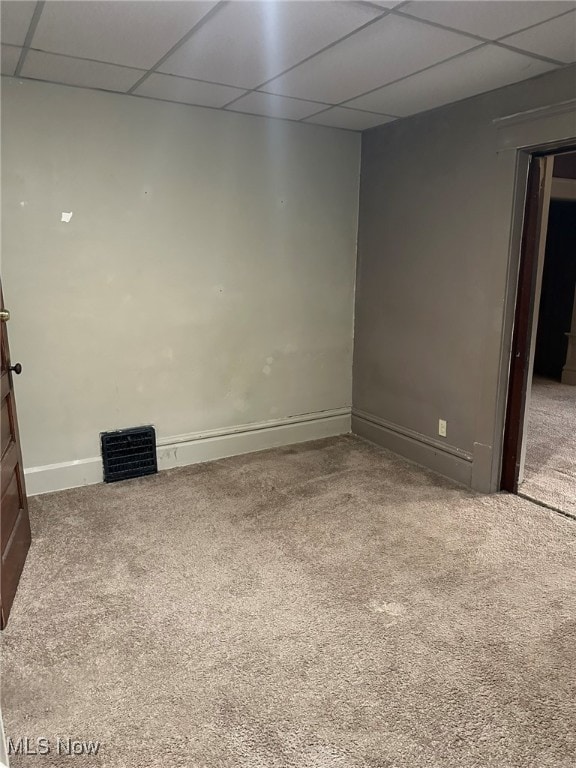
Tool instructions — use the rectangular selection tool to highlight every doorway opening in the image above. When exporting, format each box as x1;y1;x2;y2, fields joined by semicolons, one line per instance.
501;149;576;518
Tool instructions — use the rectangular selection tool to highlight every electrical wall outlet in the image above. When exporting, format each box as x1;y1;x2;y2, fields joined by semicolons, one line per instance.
438;419;447;438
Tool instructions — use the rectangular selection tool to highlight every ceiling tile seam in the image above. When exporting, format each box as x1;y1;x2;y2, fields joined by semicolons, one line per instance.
390;9;497;46
359;73;575;131
251;5;395;87
358;65;575;128
21;63;565;136
494;8;576;43
0;71;251;116
241;90;399;113
18;46;330;98
231;4;513;110
392;7;573;66
299;106;402;130
21;47;149;74
14;44;328;96
334;105;399;117
329;37;562;113
222;4;395;109
1;61;394;121
300;113;381;130
490;41;566;67
2;72;137;98
295;105;335;122
14;0;45;77
11;59;565;135
127;0;229;94
17;46;287;93
132;71;251;93
295;104;400;123
354;0;387;11
9;48;565;113
1;73;362;133
16;34;565;94
244;92;332;107
222;94;334;112
259;42;485;110
354;0;411;13
223;105;326;123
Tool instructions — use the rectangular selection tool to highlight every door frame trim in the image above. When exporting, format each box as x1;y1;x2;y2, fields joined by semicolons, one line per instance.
471;99;576;493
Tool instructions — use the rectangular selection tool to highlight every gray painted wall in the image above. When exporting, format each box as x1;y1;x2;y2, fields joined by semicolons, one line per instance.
1;79;360;474
353;65;576;489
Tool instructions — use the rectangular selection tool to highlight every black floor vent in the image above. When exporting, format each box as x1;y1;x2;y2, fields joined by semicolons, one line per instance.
101;426;157;483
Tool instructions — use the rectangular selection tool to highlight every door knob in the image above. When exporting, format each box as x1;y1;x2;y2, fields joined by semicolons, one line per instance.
0;309;9;322
9;363;22;375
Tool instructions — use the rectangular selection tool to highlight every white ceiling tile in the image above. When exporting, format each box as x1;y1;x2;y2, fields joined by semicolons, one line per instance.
305;107;396;130
21;50;143;92
347;45;557;116
502;11;576;63
401;1;574;41
264;14;478;103
1;43;20;75
134;73;246;108
0;1;35;45
31;1;217;70
227;91;327;120
158;0;384;88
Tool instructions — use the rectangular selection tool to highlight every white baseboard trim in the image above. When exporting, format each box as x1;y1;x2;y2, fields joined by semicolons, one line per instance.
24;456;103;497
351;408;473;488
24;408;351;496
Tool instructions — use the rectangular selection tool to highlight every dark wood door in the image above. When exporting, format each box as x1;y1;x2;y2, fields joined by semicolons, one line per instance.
1;283;31;628
501;155;552;492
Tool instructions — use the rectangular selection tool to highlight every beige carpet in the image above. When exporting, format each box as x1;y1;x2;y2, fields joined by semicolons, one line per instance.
2;435;576;768
520;378;576;517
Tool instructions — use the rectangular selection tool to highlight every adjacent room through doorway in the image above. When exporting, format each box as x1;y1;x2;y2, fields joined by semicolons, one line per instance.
518;152;576;517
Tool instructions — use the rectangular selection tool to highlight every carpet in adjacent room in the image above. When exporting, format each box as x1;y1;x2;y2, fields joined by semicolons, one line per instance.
520;377;576;517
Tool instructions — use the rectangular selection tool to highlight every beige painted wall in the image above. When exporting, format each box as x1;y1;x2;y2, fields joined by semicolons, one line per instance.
353;64;576;490
1;78;360;470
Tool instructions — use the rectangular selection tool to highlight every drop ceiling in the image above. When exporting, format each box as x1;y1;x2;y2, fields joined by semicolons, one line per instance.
1;0;575;131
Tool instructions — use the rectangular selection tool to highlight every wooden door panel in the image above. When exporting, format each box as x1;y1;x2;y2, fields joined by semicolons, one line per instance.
1;473;21;553
1;510;31;626
1;441;18;492
1;369;9;401
0;283;30;628
1;395;11;456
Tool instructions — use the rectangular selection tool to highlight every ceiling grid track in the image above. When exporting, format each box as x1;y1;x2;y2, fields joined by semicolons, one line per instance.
13;0;44;77
1;0;574;130
126;0;230;94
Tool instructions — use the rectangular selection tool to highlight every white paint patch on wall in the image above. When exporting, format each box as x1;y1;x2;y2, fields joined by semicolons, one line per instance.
1;79;360;471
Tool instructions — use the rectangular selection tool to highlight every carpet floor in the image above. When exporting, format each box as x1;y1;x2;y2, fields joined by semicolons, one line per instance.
2;435;576;768
520;377;576;517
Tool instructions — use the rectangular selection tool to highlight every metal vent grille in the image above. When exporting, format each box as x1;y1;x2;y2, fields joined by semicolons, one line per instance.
100;426;157;483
